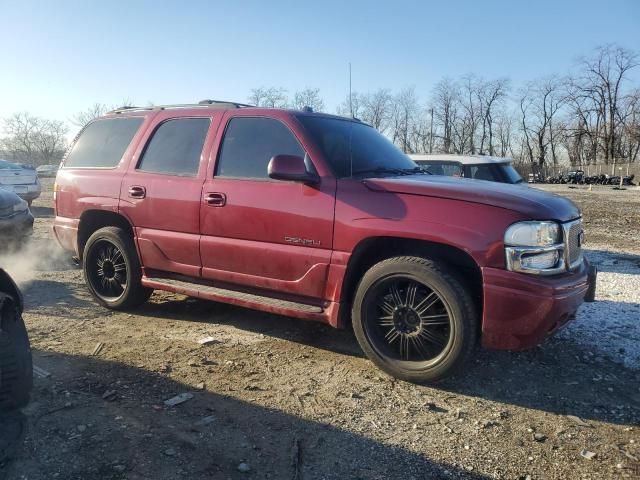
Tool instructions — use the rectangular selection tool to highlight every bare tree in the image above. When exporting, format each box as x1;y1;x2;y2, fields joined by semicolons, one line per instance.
477;78;510;155
336;91;364;118
390;87;419;153
518;78;565;167
248;87;288;108
430;78;460;153
572;45;639;162
361;89;393;132
72;103;110;127
2;112;68;165
292;88;325;112
71;99;136;127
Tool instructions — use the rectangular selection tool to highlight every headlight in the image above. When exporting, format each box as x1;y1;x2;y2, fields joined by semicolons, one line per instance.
504;221;560;247
12;199;28;213
505;221;564;275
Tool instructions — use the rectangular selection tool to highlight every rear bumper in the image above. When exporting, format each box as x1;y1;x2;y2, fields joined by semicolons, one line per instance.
0;211;34;239
481;258;594;350
53;216;79;255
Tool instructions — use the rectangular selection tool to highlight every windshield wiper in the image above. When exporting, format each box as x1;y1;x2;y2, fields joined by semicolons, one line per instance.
352;166;431;178
351;167;410;177
402;167;432;175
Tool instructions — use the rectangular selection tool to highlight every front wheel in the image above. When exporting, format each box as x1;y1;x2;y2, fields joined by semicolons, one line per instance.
352;256;477;383
83;227;152;310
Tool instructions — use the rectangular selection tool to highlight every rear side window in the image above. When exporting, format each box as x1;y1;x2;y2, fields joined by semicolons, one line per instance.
65;118;143;168
137;118;210;176
464;165;500;182
216;117;304;179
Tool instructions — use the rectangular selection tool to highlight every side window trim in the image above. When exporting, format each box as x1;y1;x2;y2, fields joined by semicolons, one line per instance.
214;116;306;180
136;117;211;177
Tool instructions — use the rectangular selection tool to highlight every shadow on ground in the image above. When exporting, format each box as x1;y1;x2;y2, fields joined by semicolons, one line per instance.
134;295;640;427
3;350;488;480
584;249;640;274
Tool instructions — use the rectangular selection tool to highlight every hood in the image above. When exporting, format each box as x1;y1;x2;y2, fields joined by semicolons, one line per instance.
0;187;22;207
363;175;580;222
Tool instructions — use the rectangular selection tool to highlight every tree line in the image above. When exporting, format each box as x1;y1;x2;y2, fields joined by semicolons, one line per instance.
1;44;637;168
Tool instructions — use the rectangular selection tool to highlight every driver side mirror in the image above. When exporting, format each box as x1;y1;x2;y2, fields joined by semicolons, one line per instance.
267;154;320;185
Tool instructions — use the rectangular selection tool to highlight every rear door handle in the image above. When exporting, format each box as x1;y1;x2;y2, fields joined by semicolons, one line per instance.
204;192;226;207
128;186;146;199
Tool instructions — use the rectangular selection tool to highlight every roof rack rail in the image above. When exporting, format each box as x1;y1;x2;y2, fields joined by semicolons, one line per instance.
197;99;254;108
108;100;254;115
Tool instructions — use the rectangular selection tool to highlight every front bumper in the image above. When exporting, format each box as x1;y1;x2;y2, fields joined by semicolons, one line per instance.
0;211;34;239
481;258;595;350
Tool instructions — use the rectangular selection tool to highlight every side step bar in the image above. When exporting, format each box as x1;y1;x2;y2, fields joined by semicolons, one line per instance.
143;276;324;314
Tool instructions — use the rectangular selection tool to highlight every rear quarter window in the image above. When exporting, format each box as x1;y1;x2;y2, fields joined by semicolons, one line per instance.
64;117;143;168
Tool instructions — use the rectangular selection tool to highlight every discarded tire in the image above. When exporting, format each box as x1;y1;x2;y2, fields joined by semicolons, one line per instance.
0;268;33;411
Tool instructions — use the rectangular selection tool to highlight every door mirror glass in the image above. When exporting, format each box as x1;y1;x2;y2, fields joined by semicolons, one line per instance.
268;155;319;184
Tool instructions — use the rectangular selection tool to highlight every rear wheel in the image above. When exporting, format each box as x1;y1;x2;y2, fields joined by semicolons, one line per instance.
83;227;152;310
352;256;477;383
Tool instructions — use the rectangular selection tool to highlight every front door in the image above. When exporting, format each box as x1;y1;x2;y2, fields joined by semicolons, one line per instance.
120;113;216;278
200;114;335;300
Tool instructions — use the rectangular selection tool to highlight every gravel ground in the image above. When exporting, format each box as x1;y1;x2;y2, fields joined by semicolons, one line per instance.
1;180;639;480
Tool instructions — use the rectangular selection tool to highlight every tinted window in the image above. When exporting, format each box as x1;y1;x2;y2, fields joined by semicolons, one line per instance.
417;161;462;176
138;118;210;176
216;117;304;179
297;116;416;178
65;118;143;168
464;165;500;182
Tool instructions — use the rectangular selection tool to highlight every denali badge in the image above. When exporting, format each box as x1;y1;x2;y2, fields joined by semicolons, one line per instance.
285;236;320;246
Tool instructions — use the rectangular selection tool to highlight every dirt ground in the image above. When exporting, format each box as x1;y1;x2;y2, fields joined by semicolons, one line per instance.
1;180;639;480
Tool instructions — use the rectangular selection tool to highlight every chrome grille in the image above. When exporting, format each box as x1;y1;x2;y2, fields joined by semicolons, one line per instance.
565;220;583;268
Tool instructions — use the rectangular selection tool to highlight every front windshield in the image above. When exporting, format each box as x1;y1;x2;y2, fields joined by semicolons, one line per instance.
297;116;417;178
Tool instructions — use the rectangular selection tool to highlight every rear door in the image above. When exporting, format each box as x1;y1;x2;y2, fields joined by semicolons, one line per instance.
119;112;218;278
199;113;336;300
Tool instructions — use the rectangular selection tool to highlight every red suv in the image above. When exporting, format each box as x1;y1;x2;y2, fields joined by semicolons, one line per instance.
53;101;596;382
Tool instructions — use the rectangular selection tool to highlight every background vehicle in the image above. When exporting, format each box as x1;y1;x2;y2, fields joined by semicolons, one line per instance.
409;154;525;184
53;102;594;383
0;159;42;205
0;189;33;240
0;268;32;464
36;164;59;178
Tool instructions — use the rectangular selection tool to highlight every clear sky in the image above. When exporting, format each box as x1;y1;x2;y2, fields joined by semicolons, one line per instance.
1;0;638;127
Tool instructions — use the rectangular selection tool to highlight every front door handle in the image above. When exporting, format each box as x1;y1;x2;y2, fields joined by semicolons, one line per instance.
204;192;226;207
128;186;146;199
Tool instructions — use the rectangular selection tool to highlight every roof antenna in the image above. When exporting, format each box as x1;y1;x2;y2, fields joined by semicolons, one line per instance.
349;62;353;117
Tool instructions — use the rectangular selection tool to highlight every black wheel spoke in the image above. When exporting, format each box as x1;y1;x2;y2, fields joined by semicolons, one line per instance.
87;240;128;301
363;275;452;364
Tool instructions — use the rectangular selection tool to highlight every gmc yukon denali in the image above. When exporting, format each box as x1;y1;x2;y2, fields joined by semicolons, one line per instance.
53;101;596;382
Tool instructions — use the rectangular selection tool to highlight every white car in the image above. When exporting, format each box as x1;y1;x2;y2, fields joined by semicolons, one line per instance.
0;159;41;205
409;154;524;185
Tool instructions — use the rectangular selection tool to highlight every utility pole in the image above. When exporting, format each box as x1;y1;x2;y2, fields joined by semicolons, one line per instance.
429;108;434;154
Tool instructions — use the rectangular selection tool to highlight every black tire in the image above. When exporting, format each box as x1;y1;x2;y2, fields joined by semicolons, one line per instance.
0;288;32;411
352;256;477;383
83;226;152;310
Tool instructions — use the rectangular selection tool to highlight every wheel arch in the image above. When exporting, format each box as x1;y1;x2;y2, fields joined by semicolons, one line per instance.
77;209;135;261
338;236;483;328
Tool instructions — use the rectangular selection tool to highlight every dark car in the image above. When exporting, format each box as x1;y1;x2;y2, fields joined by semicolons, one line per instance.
0;188;34;240
0;268;32;463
